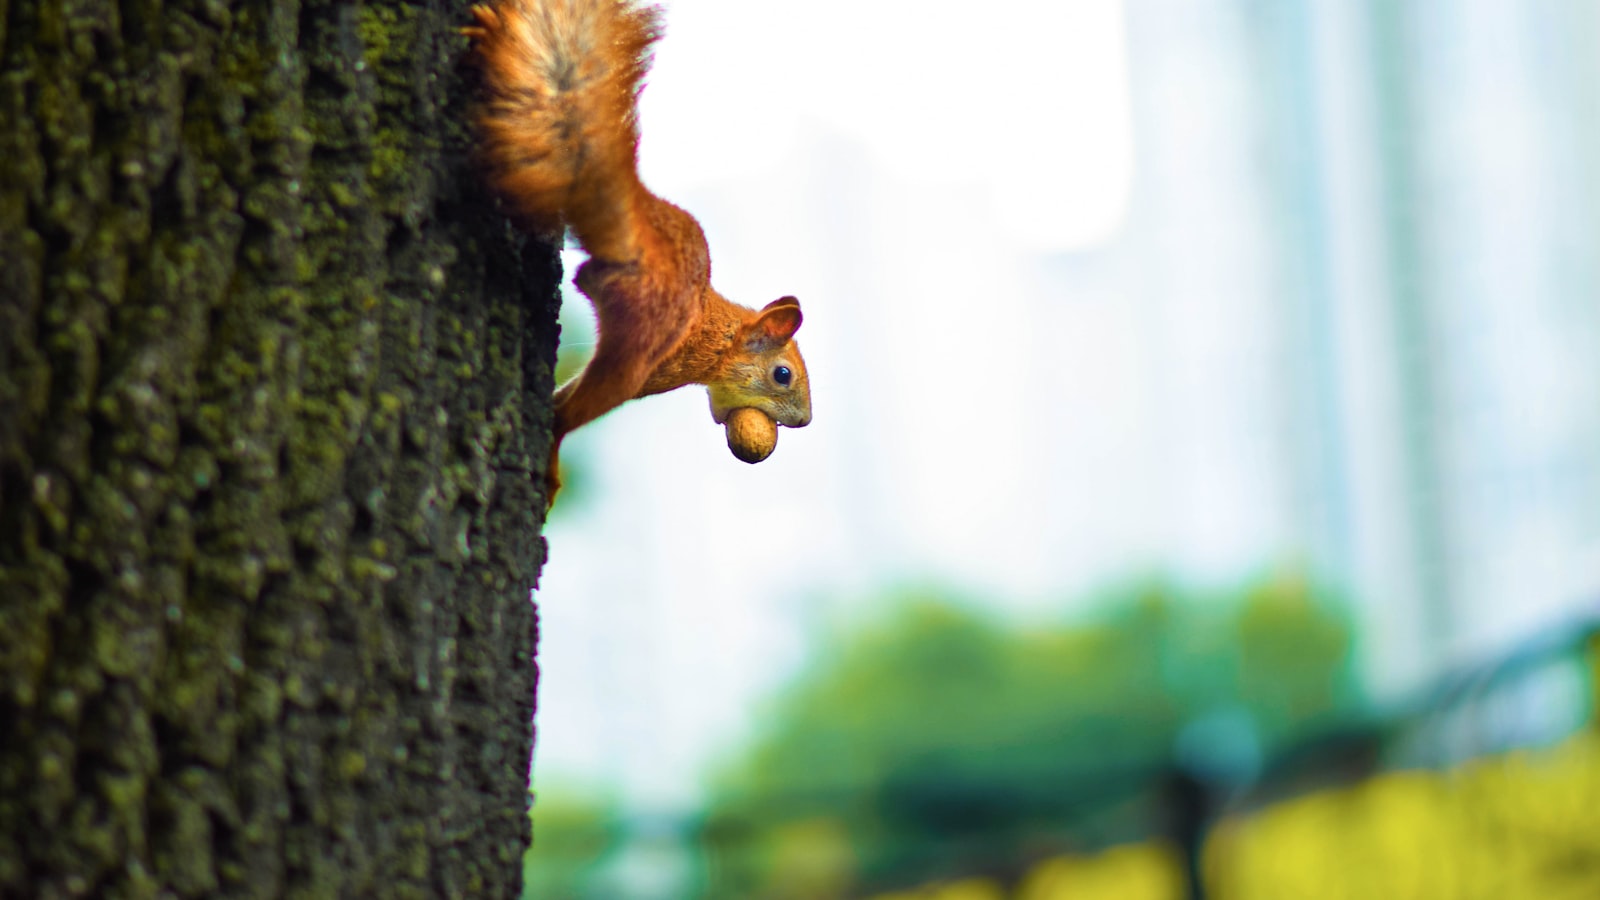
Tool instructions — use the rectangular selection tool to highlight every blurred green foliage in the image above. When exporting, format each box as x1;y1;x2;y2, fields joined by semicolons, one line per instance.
695;572;1359;898
519;573;1367;898
522;790;622;899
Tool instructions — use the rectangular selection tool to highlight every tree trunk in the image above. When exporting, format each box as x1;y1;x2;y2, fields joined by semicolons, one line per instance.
0;0;559;896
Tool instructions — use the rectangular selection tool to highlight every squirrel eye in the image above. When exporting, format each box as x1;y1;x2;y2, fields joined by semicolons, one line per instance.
773;365;793;387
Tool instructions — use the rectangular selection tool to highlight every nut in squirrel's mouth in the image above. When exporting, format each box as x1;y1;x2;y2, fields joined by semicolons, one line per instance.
724;407;778;464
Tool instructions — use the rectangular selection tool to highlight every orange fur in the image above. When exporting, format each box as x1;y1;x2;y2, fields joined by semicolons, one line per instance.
465;0;811;508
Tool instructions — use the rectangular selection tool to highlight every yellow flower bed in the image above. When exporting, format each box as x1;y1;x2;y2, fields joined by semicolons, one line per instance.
1210;731;1600;900
871;732;1600;900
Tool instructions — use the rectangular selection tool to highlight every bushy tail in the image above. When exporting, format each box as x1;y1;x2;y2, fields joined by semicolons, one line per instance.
465;0;661;260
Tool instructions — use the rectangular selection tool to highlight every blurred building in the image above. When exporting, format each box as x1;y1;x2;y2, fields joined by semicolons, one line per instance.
1081;0;1600;697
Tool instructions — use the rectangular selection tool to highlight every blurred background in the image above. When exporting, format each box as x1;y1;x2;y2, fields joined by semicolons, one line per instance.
526;0;1600;897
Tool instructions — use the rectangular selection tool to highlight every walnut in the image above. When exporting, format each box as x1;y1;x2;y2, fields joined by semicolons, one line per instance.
725;407;778;463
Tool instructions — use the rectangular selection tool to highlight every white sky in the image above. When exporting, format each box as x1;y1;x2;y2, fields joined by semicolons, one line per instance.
638;0;1135;252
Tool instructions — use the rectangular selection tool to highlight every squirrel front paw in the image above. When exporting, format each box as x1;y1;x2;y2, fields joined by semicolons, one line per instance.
542;440;564;513
543;467;562;513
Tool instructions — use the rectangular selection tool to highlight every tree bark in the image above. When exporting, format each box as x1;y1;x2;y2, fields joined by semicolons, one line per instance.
0;0;558;896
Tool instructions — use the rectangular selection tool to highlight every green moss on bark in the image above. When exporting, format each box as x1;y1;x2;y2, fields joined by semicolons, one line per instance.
1;0;559;896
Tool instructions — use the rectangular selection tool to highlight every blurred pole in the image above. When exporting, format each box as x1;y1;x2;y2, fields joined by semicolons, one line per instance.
1162;769;1213;900
1362;0;1455;680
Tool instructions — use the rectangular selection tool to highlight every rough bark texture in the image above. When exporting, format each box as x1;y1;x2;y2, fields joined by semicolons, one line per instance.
0;0;559;896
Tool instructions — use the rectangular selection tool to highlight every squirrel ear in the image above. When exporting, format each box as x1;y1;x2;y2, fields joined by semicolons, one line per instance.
748;297;802;349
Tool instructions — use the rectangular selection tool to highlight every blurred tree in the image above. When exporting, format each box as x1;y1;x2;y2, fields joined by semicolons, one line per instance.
0;0;558;895
700;580;1358;898
1233;572;1357;745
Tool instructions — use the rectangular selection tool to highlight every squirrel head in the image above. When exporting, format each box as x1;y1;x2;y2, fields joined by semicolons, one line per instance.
708;296;812;429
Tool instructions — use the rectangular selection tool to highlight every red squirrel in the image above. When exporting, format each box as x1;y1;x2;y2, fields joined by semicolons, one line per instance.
463;0;812;508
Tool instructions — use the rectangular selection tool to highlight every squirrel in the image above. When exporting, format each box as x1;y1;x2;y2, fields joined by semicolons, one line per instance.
462;0;812;508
